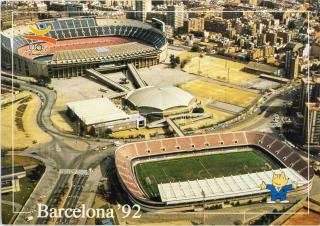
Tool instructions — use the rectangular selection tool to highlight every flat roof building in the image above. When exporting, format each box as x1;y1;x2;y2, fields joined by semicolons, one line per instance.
67;98;145;135
244;62;282;76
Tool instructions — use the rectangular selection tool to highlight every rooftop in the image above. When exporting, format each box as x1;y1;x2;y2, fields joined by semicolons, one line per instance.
245;62;279;75
67;97;129;125
126;86;194;111
158;168;307;205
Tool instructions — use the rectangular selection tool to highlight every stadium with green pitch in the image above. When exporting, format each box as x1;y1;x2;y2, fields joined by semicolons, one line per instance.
134;150;278;199
115;131;312;208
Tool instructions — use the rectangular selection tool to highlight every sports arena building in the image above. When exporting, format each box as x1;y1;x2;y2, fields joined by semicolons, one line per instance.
124;86;196;118
1;17;168;78
66;97;146;135
115;131;313;209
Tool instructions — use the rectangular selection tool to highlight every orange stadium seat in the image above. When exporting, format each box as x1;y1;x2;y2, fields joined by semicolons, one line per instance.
172;137;187;151
206;134;221;147
136;142;148;155
232;132;247;145
190;135;207;150
220;133;234;146
162;138;178;152
146;140;162;153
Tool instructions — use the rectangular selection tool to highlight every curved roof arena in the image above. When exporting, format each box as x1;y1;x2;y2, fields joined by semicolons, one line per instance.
125;86;194;111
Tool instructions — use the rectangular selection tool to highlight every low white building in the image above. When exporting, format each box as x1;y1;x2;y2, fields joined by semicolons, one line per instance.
67;97;145;135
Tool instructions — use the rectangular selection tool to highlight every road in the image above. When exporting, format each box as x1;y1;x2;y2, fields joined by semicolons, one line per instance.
55;174;89;225
1;75;115;224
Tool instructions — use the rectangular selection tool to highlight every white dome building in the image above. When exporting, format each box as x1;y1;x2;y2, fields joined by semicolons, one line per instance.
125;86;195;117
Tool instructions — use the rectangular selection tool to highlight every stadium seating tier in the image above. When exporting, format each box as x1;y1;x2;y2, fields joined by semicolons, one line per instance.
115;131;313;202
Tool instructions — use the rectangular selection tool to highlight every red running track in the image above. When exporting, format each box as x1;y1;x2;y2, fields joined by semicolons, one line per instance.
17;36;148;59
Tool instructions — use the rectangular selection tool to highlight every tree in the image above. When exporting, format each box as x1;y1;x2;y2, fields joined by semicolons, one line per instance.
105;128;112;135
36;75;51;85
170;54;177;68
180;58;190;68
191;44;202;52
175;56;180;64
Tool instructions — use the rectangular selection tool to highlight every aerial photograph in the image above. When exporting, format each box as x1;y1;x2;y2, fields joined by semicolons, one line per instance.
1;0;320;225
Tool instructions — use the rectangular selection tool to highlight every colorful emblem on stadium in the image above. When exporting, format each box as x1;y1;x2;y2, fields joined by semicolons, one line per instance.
23;23;57;44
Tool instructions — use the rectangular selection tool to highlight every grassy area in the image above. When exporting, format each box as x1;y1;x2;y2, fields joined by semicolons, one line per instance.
2;169;42;208
179;51;202;61
2;203;14;224
181;79;260;108
50;113;74;133
1;91;51;150
1;155;40;168
135;151;277;198
179;51;257;85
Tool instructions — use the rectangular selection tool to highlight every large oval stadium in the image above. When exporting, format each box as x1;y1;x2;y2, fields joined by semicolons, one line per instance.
1;17;168;78
115;131;313;209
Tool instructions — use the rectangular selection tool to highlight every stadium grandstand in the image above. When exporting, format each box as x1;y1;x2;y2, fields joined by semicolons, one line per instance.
115;131;313;209
1;17;168;78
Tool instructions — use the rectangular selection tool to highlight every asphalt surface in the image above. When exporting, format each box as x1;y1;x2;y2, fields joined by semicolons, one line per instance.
55;174;89;225
2;75;115;224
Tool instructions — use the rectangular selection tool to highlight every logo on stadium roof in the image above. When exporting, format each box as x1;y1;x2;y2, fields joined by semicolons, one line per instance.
23;23;57;53
24;23;56;44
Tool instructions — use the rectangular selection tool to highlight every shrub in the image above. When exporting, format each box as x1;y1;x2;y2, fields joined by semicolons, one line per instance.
191;44;201;52
192;107;204;113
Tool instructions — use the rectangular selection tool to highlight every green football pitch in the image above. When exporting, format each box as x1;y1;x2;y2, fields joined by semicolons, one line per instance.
134;151;278;199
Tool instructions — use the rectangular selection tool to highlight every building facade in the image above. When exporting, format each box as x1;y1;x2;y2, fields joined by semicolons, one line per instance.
135;0;152;22
303;102;320;145
167;4;184;32
183;17;204;33
299;77;320;113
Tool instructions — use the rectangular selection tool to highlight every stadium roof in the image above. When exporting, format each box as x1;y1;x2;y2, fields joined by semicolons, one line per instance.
52;42;156;63
158;168;308;205
67;98;129;125
125;86;194;111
